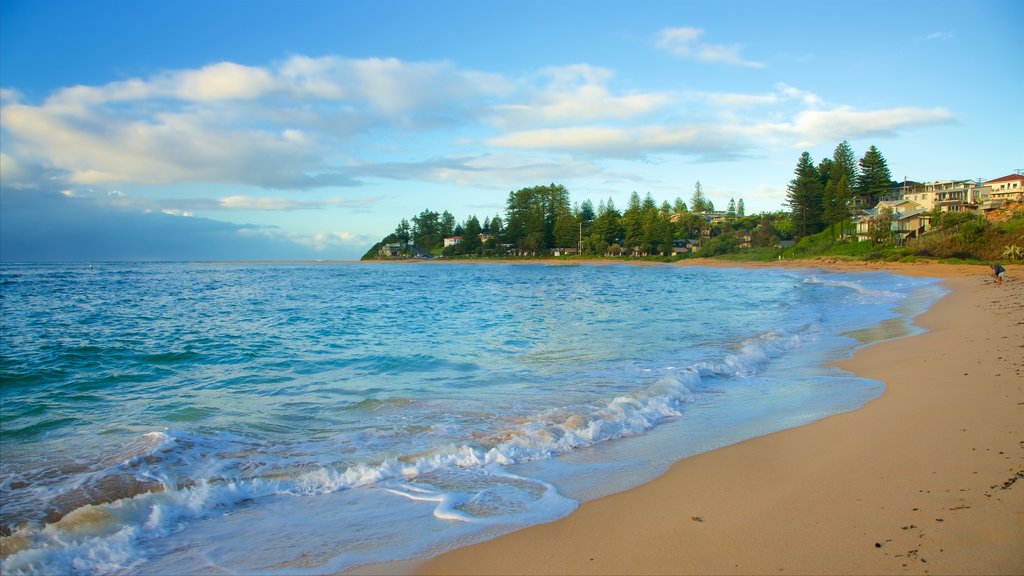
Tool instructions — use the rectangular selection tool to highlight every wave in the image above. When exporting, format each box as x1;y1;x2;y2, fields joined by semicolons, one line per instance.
801;275;903;299
0;325;814;574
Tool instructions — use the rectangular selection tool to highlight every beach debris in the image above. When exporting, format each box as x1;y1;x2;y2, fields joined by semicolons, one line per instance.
992;469;1024;490
691;516;704;522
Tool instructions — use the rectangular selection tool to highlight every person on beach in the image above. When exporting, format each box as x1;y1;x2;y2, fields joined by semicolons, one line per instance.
990;263;1005;285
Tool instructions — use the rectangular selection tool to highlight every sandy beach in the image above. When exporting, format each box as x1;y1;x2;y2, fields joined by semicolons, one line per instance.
394;261;1023;575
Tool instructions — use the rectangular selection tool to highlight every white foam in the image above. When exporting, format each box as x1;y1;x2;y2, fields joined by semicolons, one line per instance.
2;324;817;575
802;275;902;299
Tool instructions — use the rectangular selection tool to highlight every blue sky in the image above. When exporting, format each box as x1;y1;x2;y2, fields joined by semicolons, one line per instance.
2;0;1021;261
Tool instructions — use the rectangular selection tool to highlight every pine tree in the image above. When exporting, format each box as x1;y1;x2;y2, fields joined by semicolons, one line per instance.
461;216;482;253
690;181;708;213
829;141;858;227
832;141;858;186
786;151;824;237
737;198;745;217
622;192;644;253
855;145;892;207
727;198;737;219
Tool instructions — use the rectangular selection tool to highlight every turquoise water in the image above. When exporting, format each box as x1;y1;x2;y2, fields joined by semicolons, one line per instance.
0;262;945;574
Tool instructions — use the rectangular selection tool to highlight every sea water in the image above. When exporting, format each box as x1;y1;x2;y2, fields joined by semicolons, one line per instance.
0;262;946;574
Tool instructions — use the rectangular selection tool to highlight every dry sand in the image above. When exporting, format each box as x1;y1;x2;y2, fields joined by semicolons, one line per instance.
401;261;1023;575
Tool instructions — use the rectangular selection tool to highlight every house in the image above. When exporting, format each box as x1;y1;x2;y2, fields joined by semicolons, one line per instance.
478;232;495;244
673;239;700;254
983;173;1024;208
443;236;462;247
890;208;930;244
696;210;729;224
854;199;930;243
921;179;990;212
882;180;921;203
551;247;579;257
378;242;407;258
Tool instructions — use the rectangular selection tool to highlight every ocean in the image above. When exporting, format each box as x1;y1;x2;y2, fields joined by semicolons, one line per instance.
0;262;946;574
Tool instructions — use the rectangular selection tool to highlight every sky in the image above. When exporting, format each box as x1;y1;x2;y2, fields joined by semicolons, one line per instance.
1;0;1021;261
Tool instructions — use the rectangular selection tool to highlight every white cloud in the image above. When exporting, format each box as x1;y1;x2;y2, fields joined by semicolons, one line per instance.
0;52;957;197
220;196;307;211
756;106;955;146
217;195;377;211
171;62;277;101
490;64;673;128
656;27;704;55
656;27;765;68
1;101;324;187
239;227;372;253
488;124;746;159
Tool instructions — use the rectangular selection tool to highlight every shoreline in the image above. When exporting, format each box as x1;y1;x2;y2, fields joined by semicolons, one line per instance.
194;256;1011;277
353;261;1022;575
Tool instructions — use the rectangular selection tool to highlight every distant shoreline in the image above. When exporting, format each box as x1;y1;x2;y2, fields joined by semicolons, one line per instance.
193;257;1011;278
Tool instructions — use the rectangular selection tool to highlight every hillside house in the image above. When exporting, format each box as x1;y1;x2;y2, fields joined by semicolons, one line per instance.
855;199;930;243
443;236;462;247
983;173;1024;208
378;242;407;258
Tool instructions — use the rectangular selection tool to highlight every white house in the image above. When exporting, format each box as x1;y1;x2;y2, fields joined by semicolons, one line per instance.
855;199;930;243
983;173;1024;208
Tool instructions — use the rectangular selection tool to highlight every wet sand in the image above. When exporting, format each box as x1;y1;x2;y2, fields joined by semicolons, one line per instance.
407;261;1023;575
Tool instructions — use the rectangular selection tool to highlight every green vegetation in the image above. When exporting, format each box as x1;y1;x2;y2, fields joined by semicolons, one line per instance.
362;181;773;261
363;140;1023;265
777;204;1024;263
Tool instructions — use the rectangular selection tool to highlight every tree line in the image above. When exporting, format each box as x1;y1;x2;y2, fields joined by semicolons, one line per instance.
373;182;769;258
785;141;893;239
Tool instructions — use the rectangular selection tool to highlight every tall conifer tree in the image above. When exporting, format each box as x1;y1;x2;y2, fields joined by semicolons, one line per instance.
786;151;824;237
855;145;892;207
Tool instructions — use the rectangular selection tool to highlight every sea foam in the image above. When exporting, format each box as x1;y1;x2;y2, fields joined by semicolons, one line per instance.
0;263;945;574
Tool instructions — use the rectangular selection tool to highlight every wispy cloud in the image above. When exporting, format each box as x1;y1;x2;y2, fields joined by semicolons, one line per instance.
1;53;956;196
489;64;673;129
918;31;953;42
656;27;766;68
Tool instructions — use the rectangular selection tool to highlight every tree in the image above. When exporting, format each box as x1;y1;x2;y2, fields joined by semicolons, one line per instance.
673;197;688;214
869;206;894;245
737;198;745;217
394;218;411;243
578;199;596;228
727;198;737;219
856;145;892;206
461;215;482;253
554;211;580;249
817;157;834;190
641;192;658;212
592;198;623;245
821;179;840;240
690;181;708;213
831;141;858;187
440;211;456;237
489;214;504;238
411;209;441;248
622;192;644;253
786;151;824;237
829;141;858;230
641;207;673;255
